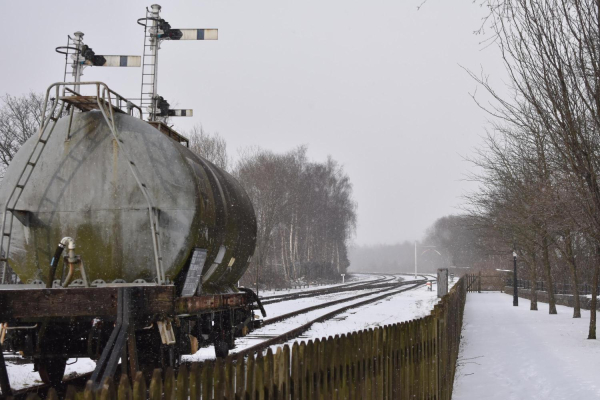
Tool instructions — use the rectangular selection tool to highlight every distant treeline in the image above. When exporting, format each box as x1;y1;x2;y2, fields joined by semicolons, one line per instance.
234;146;356;288
349;215;495;276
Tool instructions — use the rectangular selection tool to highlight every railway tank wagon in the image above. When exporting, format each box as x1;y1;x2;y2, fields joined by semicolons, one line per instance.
0;90;265;389
0;110;256;290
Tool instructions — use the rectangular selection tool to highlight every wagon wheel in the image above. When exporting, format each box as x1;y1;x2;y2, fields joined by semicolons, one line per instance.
37;357;67;386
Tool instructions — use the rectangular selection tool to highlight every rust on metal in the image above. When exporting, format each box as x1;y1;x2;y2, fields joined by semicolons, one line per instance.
59;95;126;114
175;293;249;314
0;286;175;320
147;121;190;146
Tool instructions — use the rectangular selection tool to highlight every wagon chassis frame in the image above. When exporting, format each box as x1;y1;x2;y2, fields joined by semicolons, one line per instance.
0;285;255;395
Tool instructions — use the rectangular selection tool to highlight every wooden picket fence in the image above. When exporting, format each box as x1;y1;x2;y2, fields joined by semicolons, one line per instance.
21;278;467;400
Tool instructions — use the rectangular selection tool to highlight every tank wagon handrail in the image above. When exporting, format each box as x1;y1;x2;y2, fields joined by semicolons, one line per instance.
45;81;143;118
95;83;166;285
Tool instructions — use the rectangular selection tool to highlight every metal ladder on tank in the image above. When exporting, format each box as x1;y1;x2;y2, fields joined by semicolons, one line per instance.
139;6;159;121
0;90;66;284
94;84;166;284
1;82;166;285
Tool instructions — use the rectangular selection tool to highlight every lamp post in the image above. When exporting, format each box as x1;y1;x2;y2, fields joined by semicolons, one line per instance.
513;249;518;307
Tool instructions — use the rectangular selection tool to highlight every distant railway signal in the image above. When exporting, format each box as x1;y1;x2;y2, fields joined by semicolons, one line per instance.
172;29;218;40
56;32;140;91
147;95;193;118
137;4;217;121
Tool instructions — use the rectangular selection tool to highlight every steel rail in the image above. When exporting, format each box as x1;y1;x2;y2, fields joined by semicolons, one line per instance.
262;278;419;326
259;275;388;300
260;274;395;305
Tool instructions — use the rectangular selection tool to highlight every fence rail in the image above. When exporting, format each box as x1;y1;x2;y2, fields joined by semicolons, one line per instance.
506;279;600;297
13;279;467;400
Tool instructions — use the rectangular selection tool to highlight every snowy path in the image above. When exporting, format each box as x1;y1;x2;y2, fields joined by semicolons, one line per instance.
453;292;600;400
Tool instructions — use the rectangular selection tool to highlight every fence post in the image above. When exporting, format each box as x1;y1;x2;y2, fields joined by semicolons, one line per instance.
201;361;214;400
478;271;481;293
149;369;162;400
118;374;133;400
83;381;95;400
225;358;235;399
132;371;146;400
189;364;200;400
214;358;225;399
176;364;189;400
235;355;246;398
265;349;274;399
246;353;256;400
299;341;307;400
256;352;265;400
164;368;175;400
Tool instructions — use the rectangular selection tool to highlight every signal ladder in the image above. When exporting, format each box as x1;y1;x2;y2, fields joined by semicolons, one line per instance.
139;6;160;121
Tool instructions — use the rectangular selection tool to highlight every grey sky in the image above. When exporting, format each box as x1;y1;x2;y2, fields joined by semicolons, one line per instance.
1;0;504;246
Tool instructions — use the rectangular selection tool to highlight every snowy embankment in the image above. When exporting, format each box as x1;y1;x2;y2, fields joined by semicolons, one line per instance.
453;293;600;400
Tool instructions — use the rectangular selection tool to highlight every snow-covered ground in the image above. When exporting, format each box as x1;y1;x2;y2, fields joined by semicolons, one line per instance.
453;292;600;400
4;356;95;391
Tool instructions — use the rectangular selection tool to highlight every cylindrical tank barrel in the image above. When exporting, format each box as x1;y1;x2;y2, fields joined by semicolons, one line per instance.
0;111;256;294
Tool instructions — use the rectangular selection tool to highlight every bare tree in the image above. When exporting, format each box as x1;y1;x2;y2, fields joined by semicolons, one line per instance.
235;146;356;289
187;125;230;171
0;92;45;177
466;0;600;337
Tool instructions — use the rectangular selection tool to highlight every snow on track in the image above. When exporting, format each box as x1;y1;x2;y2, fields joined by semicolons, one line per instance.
258;273;382;299
263;275;404;319
269;280;445;351
184;275;438;362
183;285;408;362
453;292;600;400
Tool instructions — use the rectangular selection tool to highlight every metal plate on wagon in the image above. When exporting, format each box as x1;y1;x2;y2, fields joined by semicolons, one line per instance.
181;248;207;297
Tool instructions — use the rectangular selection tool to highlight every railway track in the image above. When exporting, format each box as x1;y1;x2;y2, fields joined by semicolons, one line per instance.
260;274;396;305
230;278;430;358
9;275;431;398
262;278;413;326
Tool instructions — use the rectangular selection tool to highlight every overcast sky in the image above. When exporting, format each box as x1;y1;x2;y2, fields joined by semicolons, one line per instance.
1;0;505;246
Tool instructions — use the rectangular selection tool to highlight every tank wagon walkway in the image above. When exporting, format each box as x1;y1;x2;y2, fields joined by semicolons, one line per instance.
453;292;600;400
